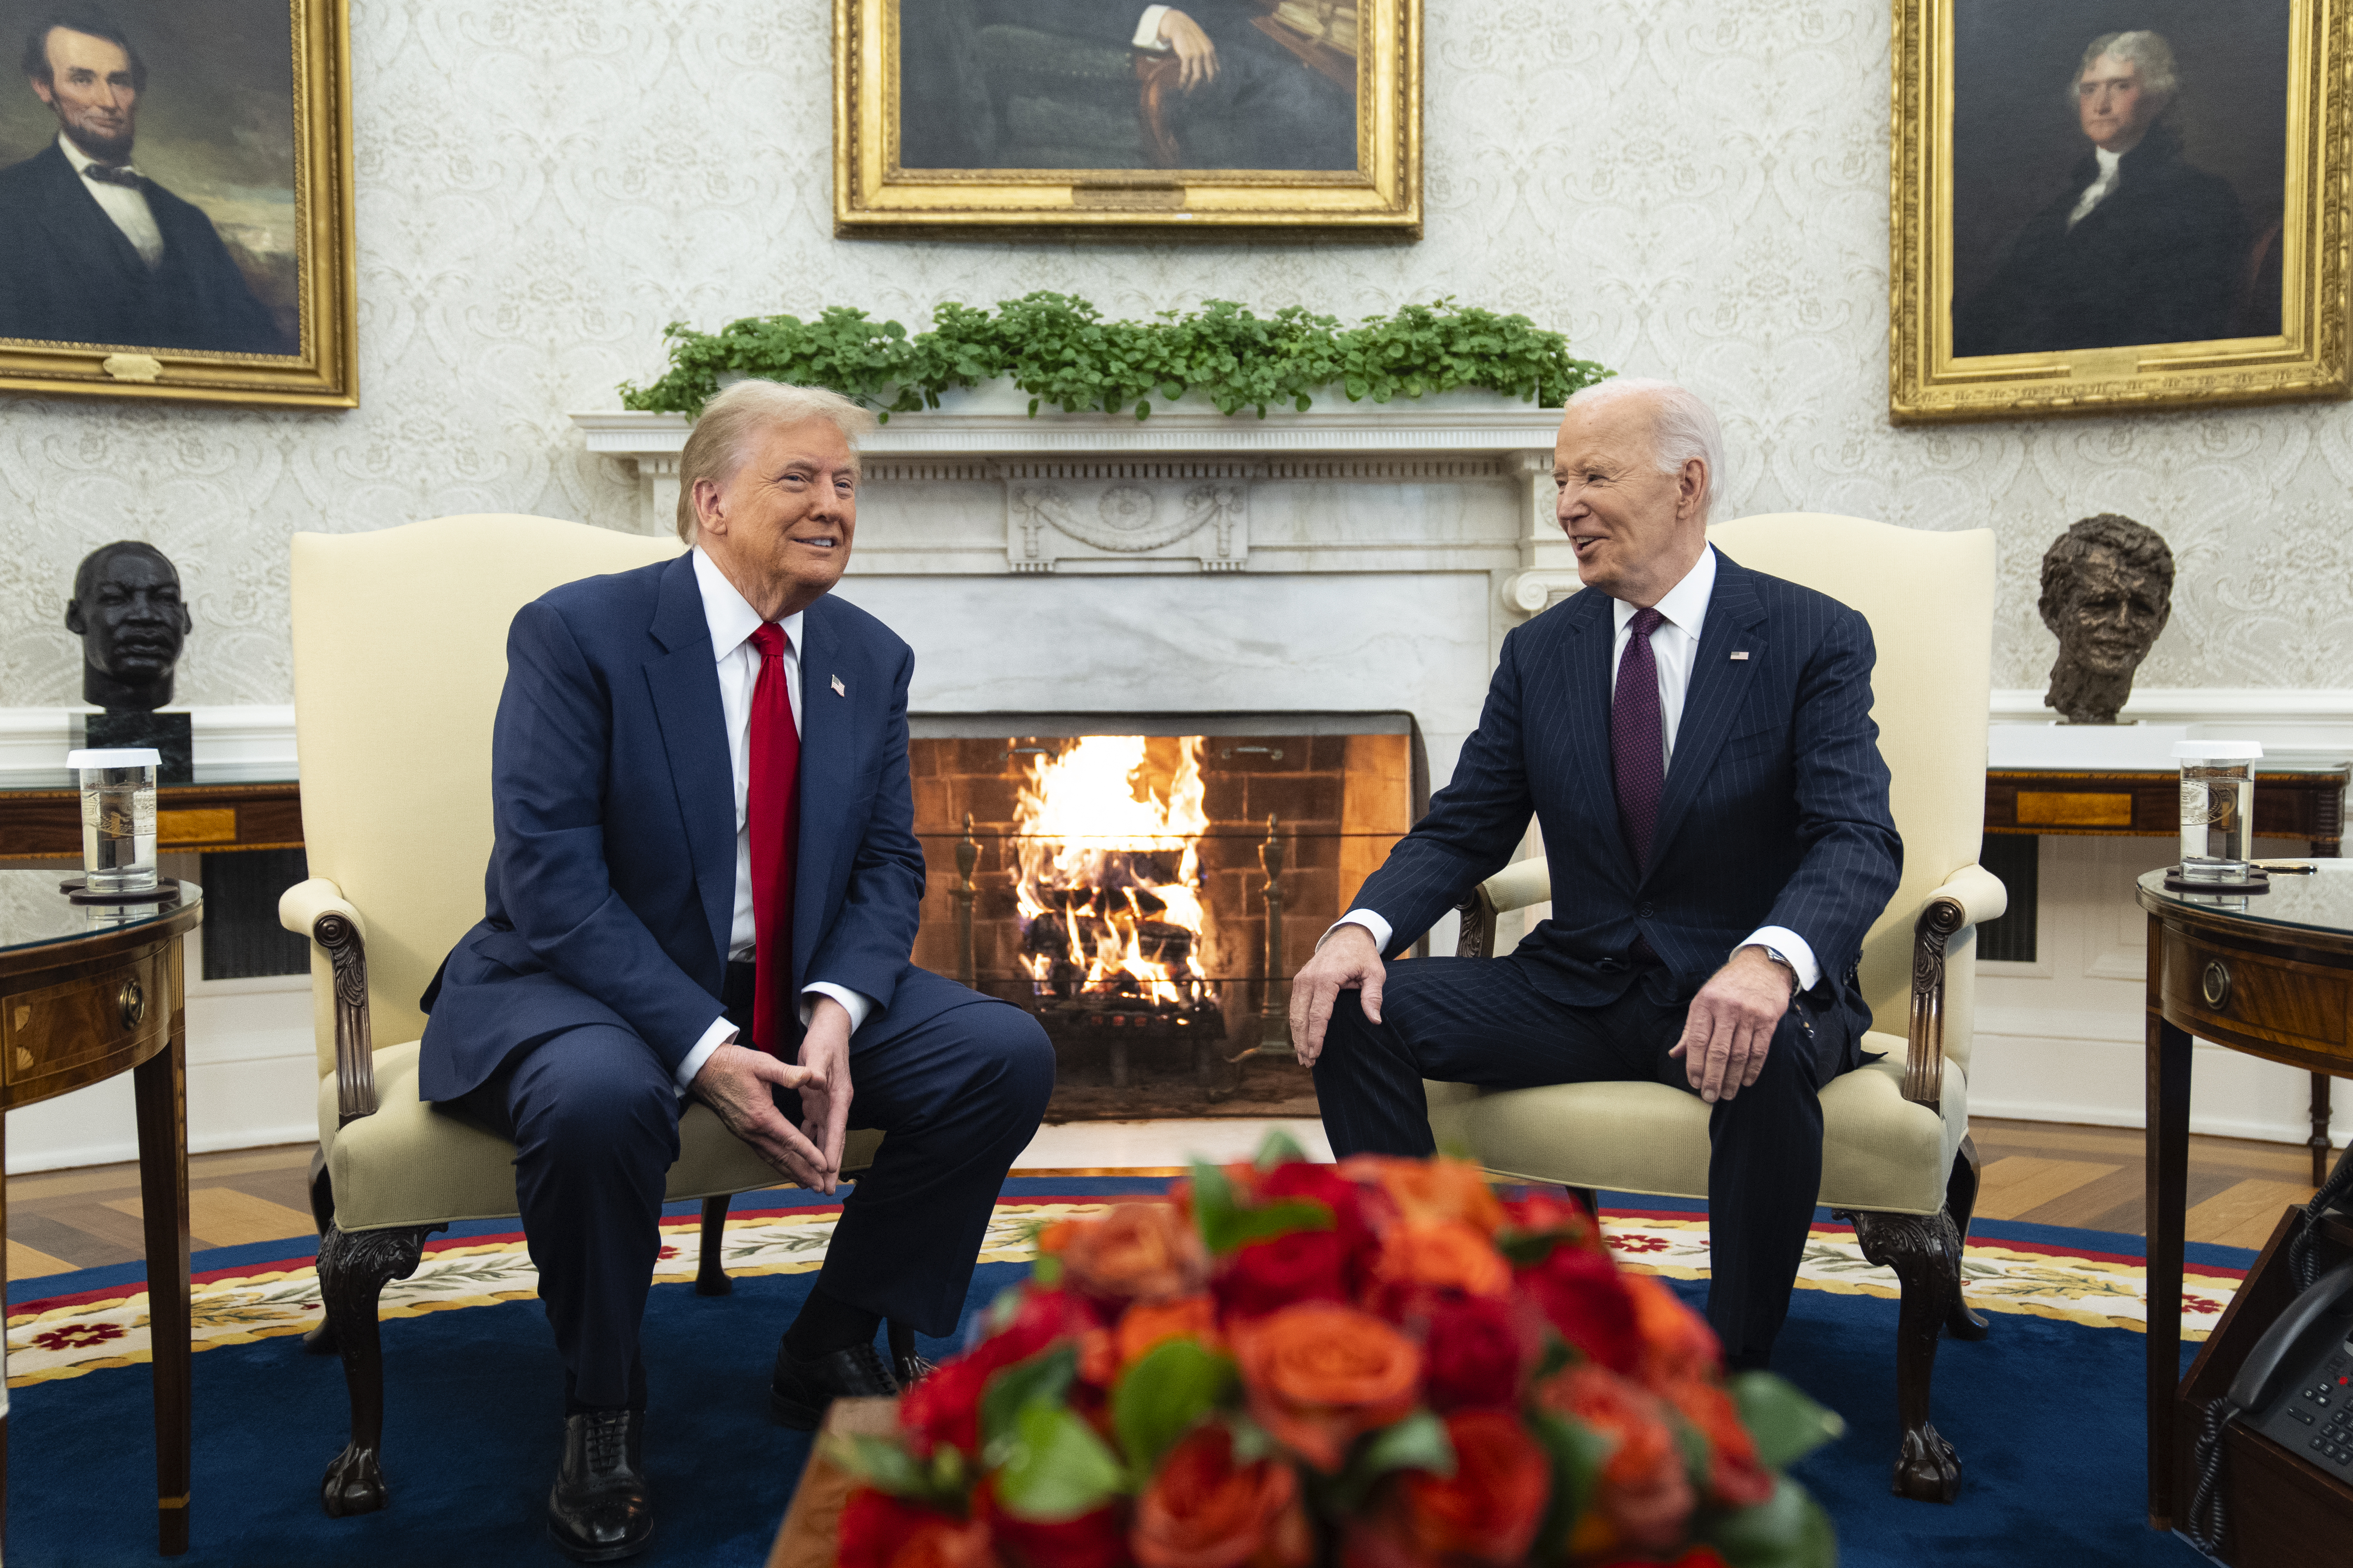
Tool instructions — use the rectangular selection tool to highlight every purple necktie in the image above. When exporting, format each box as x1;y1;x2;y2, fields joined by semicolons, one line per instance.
1612;606;1667;872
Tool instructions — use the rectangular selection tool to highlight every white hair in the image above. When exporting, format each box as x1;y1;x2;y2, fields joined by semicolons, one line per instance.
2076;31;2179;103
674;379;877;544
1563;377;1725;516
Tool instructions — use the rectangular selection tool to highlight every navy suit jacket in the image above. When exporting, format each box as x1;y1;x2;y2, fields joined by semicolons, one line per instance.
1352;550;1903;1064
0;142;289;354
417;554;961;1103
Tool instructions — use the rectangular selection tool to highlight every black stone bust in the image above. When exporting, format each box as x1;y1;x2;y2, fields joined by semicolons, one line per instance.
66;542;194;780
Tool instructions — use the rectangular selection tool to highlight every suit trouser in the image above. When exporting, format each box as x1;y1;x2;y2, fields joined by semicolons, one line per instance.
449;985;1053;1408
1311;955;1843;1371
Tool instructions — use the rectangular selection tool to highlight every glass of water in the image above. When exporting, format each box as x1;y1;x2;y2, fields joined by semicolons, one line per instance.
2173;741;2263;882
67;747;160;895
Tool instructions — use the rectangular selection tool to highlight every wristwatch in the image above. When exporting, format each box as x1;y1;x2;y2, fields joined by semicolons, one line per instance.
1746;944;1800;994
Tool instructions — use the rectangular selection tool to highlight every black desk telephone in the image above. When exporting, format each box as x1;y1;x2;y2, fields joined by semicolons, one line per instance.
2236;1260;2353;1479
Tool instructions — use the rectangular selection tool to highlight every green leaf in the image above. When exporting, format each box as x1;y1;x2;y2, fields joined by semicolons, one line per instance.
822;1433;964;1507
992;1402;1130;1522
1327;1409;1455;1514
981;1344;1078;1455
1188;1159;1333;1254
1703;1474;1838;1568
1253;1127;1309;1169
1112;1338;1238;1473
1529;1409;1613;1561
1730;1373;1846;1470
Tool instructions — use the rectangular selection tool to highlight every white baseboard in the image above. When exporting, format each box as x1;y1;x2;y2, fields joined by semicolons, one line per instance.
1968;1026;2345;1150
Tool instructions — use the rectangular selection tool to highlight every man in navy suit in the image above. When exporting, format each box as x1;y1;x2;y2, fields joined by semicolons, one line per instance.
0;12;288;354
1291;378;1901;1372
419;381;1053;1559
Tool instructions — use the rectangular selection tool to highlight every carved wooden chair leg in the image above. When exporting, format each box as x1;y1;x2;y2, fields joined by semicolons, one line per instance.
1842;1206;1963;1503
302;1155;340;1356
1943;1136;1988;1340
696;1195;734;1296
316;1221;430;1518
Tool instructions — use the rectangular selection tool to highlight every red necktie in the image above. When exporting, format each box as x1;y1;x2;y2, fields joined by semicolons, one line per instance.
747;624;801;1055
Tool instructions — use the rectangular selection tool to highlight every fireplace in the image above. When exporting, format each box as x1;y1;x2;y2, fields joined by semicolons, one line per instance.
908;713;1425;1118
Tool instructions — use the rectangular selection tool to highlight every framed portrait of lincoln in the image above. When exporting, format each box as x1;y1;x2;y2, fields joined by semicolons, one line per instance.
0;0;356;407
834;0;1420;235
1890;0;2352;423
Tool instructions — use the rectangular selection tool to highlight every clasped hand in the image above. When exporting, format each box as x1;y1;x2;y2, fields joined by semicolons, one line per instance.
690;996;856;1195
1157;10;1219;90
1668;947;1795;1103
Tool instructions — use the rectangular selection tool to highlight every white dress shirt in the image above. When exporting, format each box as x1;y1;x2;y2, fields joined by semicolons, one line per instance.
673;548;873;1092
2067;146;2124;231
1330;546;1821;990
1132;5;1175;48
58;133;163;269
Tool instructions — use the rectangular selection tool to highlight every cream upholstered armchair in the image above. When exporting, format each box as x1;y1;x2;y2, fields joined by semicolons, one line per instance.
1427;514;2002;1504
279;515;883;1518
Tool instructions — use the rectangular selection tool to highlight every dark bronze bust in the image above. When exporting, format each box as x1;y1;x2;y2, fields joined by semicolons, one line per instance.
2038;514;2174;724
66;541;190;711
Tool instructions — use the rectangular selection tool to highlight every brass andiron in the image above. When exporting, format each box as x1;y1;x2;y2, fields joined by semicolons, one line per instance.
953;813;978;986
1232;815;1294;1063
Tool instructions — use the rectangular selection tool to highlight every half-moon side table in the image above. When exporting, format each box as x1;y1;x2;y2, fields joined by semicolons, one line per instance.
0;872;202;1556
2139;865;2353;1536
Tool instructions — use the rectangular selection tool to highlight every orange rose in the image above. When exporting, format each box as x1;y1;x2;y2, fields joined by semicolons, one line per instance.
1230;1302;1422;1472
1665;1380;1774;1508
1342;1155;1506;1235
1131;1424;1314;1568
1390;1409;1551;1563
1059;1202;1210;1305
1117;1294;1223;1369
1537;1364;1694;1557
1368;1221;1511;1307
1623;1274;1722;1390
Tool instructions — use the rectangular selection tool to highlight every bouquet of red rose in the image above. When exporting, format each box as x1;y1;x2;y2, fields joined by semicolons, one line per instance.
832;1136;1840;1568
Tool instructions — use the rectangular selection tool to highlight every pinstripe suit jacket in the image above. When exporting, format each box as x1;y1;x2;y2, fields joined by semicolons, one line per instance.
1354;550;1902;1061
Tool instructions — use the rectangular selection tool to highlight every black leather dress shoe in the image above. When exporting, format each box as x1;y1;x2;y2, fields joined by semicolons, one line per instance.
770;1342;899;1429
546;1409;654;1562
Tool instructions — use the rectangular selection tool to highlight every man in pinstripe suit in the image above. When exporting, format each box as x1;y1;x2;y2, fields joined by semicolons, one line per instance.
1291;378;1903;1371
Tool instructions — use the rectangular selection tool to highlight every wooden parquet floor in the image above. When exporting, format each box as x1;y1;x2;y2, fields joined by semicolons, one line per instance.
0;1119;2331;1279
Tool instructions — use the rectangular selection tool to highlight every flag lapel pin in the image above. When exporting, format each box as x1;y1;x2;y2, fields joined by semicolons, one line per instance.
1730;651;1749;661
830;674;847;697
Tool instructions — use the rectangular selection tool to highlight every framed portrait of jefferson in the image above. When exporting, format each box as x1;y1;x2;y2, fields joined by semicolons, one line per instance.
0;0;356;407
834;0;1420;235
1889;0;2352;423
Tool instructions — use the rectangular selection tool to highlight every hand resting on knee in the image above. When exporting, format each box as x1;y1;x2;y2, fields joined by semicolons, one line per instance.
690;1043;830;1189
1668;946;1795;1104
1288;923;1385;1068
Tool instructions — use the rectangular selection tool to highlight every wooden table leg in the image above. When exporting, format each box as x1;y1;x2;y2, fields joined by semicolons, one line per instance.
2314;1072;2336;1187
2146;1001;2193;1530
133;993;191;1556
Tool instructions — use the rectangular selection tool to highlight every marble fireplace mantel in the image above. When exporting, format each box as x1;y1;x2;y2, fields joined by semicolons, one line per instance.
568;402;1580;616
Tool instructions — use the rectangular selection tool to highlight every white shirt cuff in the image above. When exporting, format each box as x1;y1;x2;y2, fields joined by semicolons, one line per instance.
801;982;874;1035
1322;909;1393;955
675;1013;736;1095
1133;4;1173;49
1740;927;1820;992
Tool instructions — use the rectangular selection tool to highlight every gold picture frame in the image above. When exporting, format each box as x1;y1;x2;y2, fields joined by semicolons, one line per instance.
835;0;1419;236
1889;0;2350;424
0;0;357;408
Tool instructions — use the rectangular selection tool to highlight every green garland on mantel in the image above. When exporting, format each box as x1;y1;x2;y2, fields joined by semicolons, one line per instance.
617;292;1611;421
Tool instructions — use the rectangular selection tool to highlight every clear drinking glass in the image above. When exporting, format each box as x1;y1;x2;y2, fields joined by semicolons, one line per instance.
67;747;160;894
2174;741;2263;882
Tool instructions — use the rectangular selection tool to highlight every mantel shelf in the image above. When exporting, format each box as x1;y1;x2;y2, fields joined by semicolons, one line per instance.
570;404;1565;463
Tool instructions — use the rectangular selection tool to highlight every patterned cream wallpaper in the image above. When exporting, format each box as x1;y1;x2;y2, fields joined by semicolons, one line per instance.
1;0;2346;707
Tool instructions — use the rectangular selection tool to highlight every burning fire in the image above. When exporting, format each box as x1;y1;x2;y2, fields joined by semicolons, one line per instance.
1014;736;1213;1009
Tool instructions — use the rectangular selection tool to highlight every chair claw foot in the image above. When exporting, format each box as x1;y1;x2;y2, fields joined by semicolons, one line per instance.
1946;1298;1989;1341
322;1440;388;1516
1892;1422;1960;1503
302;1317;339;1355
694;1273;733;1297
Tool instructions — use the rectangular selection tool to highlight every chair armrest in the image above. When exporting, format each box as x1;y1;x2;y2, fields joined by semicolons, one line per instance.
1452;859;1552;960
1903;866;2006;1111
279;877;376;1124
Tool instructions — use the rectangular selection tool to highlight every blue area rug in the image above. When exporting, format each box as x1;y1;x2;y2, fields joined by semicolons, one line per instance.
5;1180;2234;1566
